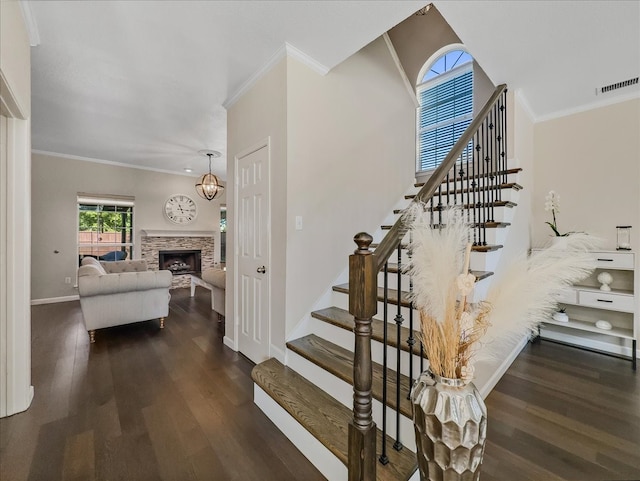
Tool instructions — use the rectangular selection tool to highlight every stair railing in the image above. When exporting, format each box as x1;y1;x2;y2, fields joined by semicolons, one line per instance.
347;84;508;480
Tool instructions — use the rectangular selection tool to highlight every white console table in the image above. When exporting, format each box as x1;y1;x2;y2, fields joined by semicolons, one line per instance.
536;250;637;370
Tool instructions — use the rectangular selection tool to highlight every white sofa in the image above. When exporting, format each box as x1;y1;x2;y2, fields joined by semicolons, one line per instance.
78;257;172;342
191;268;225;318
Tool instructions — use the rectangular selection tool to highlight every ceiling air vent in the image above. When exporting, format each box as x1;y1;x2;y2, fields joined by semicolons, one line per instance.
598;77;639;95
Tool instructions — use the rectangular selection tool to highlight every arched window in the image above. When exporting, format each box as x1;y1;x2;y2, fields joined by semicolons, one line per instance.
417;48;473;173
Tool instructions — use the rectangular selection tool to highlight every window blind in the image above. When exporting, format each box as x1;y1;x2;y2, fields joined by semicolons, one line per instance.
417;69;473;171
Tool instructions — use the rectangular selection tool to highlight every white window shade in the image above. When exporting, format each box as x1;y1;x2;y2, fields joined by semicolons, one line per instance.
417;67;473;172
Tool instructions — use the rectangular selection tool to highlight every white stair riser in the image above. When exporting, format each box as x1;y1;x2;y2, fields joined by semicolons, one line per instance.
254;386;348;481
308;317;424;379
287;350;417;452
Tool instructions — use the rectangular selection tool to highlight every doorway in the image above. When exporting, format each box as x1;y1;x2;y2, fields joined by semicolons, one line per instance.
235;141;271;364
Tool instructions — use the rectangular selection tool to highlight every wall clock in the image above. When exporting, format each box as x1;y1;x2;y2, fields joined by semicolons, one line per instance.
164;194;198;224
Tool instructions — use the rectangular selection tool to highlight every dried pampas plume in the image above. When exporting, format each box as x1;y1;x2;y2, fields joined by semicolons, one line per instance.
479;232;600;361
402;203;600;378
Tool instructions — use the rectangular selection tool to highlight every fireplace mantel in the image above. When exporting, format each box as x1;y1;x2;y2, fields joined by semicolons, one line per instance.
141;229;214;238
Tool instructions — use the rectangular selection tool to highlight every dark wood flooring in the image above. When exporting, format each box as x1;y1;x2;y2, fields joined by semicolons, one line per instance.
482;340;640;481
1;289;639;481
0;288;325;481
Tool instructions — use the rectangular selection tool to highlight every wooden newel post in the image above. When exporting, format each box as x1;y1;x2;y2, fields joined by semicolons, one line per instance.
348;232;377;481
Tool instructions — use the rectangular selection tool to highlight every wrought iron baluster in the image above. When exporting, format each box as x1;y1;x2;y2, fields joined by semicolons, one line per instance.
393;244;404;452
407;229;415;399
502;91;509;184
473;132;479;245
379;261;389;465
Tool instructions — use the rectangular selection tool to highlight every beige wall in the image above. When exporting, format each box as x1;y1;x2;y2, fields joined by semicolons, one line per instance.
387;7;461;90
225;36;416;355
0;1;31;115
226;58;288;354
532;99;640;250
532;98;640;344
285;37;416;336
31;153;221;300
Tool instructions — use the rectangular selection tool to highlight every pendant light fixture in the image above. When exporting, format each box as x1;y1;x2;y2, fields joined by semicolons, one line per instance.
195;149;224;201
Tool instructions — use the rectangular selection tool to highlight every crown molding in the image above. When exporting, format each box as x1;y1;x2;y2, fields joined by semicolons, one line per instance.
31;149;201;178
223;42;329;110
141;229;214;238
534;89;640;123
19;1;40;47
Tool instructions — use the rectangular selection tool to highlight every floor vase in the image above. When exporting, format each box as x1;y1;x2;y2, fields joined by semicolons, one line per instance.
410;369;487;481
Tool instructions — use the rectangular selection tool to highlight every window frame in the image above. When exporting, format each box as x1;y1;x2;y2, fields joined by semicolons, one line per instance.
77;194;135;266
415;47;474;175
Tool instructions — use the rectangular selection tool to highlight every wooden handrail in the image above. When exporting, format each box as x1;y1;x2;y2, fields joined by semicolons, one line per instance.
373;84;507;271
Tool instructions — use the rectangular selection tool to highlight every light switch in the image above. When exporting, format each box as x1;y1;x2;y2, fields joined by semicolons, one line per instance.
295;216;303;231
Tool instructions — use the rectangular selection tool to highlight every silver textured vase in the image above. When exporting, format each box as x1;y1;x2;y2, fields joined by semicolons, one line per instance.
410;369;487;481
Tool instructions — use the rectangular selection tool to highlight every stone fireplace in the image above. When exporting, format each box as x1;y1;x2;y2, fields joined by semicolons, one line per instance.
141;230;214;289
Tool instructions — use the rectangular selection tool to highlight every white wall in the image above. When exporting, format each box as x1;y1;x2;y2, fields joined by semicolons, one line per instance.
285;37;416;337
0;0;33;417
31;153;221;301
225;58;288;353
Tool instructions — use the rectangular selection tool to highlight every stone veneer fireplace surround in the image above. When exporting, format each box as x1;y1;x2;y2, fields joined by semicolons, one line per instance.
141;230;214;289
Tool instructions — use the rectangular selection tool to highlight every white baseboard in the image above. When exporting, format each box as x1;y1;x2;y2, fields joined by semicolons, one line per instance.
477;335;528;399
254;385;347;481
270;344;285;364
540;328;637;359
223;336;237;351
31;295;79;305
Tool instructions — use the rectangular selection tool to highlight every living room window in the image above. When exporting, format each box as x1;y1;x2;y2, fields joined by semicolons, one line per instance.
417;49;473;173
77;194;134;265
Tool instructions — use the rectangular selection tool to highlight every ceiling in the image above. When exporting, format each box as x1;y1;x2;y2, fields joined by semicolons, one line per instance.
26;0;426;178
26;1;640;177
435;0;640;120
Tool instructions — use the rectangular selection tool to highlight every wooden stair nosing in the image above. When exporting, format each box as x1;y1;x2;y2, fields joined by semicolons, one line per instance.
393;200;517;214
333;283;412;308
415;167;522;188
381;221;510;230
413;180;523;192
287;334;414;419
252;358;417;481
311;306;421;356
383;264;493;281
369;243;503;253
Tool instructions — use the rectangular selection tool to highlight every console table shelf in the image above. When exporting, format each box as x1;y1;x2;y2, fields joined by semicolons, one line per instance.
534;249;637;370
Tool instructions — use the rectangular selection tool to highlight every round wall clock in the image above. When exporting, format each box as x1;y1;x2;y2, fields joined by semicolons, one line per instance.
164;194;198;224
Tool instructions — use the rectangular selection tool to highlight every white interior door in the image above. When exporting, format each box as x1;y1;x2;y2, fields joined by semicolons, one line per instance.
236;143;270;364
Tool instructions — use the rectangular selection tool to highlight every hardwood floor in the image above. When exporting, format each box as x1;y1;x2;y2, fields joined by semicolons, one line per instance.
482;340;640;481
1;289;638;481
0;288;325;481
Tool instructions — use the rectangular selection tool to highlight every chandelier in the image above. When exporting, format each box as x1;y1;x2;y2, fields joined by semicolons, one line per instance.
195;150;224;201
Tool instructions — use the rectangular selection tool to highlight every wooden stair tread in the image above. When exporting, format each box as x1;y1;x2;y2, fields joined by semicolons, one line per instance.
252;358;417;481
287;335;414;419
393;200;516;214
414;167;522;188
370;243;503;253
413;180;523;192
333;283;412;308
311;306;421;356
384;264;493;281
381;221;510;230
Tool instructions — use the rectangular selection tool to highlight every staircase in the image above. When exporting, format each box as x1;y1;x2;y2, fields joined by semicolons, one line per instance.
252;85;519;481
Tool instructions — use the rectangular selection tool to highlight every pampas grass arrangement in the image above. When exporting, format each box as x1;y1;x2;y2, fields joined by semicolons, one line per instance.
403;204;598;381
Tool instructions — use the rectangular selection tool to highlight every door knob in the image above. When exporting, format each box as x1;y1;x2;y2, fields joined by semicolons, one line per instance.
257;266;266;274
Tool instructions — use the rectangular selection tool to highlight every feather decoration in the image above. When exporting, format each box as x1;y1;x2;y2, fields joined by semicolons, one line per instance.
403;205;470;323
402;202;599;379
479;232;599;361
